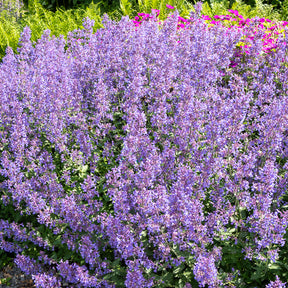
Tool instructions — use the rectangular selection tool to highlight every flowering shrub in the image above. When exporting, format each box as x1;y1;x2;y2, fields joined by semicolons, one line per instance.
0;7;288;288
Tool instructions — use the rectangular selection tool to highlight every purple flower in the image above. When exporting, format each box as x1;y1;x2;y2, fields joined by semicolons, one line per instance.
193;254;219;287
32;274;61;288
266;276;287;288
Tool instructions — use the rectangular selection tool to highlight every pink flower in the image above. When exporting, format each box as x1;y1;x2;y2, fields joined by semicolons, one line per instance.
267;39;274;44
214;15;231;21
234;10;239;16
166;4;175;9
229;61;238;67
151;9;160;16
228;9;239;16
223;15;232;20
202;15;211;20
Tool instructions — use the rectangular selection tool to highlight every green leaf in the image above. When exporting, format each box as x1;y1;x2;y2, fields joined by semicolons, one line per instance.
173;263;185;275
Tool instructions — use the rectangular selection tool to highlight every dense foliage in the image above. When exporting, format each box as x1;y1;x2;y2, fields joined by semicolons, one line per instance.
0;3;288;286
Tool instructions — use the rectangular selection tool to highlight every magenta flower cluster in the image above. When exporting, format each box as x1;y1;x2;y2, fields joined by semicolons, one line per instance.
133;3;288;65
0;5;288;287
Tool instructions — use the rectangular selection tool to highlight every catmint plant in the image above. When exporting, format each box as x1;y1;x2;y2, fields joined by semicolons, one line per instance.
0;6;288;288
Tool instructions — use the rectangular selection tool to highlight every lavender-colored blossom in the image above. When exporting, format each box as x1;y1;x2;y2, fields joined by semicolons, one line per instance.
266;276;287;288
193;254;219;287
32;273;61;288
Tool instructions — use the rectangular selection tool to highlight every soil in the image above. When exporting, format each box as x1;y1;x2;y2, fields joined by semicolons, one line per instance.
0;263;36;288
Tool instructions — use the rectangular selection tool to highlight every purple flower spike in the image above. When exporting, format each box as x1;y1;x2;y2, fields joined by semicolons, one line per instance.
266;276;286;288
193;254;219;287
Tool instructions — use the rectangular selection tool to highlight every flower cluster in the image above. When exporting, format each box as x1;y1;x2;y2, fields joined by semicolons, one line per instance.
266;275;287;288
0;3;288;287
